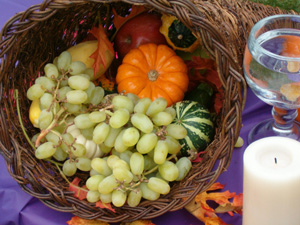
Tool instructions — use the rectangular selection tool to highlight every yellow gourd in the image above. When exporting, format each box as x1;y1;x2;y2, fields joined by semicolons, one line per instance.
67;40;114;80
29;98;41;128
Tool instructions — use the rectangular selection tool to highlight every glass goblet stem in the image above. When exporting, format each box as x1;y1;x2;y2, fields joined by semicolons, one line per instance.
248;107;300;144
272;107;299;135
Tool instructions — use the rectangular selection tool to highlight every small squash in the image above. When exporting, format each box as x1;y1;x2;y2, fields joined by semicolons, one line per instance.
160;15;200;53
173;100;215;156
116;43;189;106
67;40;114;81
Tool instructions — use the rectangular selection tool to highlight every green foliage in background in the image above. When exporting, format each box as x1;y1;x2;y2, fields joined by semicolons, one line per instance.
249;0;300;13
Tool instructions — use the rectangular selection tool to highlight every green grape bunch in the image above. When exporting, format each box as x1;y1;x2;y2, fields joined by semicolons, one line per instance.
26;50;193;208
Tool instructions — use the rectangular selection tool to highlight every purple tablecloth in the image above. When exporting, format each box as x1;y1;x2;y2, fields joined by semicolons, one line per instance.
0;1;273;224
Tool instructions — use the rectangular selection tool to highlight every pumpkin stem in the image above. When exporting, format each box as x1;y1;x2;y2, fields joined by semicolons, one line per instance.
148;70;159;81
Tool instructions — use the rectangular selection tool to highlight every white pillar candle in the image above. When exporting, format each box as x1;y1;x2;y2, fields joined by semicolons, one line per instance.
243;137;300;225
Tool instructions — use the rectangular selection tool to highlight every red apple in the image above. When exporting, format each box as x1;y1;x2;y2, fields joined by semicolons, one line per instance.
114;12;167;58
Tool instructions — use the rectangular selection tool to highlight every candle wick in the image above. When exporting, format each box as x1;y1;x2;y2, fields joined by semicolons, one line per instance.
275;157;277;164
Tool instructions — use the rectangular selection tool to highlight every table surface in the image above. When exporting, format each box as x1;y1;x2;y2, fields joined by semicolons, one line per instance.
0;1;273;224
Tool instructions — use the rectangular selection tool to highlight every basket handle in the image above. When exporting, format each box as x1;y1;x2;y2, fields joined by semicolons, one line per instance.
144;0;296;69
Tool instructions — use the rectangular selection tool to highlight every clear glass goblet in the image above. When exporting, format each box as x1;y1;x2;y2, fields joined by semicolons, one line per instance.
243;14;300;144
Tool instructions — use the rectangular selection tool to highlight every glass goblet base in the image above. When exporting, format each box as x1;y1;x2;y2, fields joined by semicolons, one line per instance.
248;118;300;144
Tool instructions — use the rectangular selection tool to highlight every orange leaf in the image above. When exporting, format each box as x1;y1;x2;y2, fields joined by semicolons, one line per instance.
121;220;156;225
94;75;116;92
195;188;235;212
214;92;224;115
191;150;206;163
204;217;228;225
215;200;243;217
196;191;232;213
96;201;116;213
89;25;114;76
185;55;224;115
67;216;109;225
112;5;146;30
185;198;222;225
69;177;88;200
185;182;243;225
233;193;243;208
207;182;225;191
187;56;216;71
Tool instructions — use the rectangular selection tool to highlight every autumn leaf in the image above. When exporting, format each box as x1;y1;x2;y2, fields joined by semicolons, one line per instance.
95;201;116;213
204;217;228;225
93;75;117;93
232;193;243;214
204;69;223;90
184;55;224;114
66;216;155;225
203;69;224;114
121;220;156;225
89;25;114;76
213;92;224;115
112;5;145;31
69;177;88;200
191;150;206;163
185;182;243;225
215;193;243;216
67;216;109;225
187;56;216;71
185;197;226;225
186;56;221;91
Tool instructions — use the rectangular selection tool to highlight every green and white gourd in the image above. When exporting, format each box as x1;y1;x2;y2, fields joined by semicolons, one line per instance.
173;100;215;156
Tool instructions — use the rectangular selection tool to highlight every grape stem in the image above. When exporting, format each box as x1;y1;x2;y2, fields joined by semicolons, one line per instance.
58;111;71;126
35;68;70;147
115;153;178;192
131;176;148;189
48;159;63;167
54;162;71;184
13;89;36;150
50;129;63;147
144;154;177;175
35;107;66;147
51;70;68;109
155;125;167;140
100;104;114;111
116;176;147;192
104;109;114;117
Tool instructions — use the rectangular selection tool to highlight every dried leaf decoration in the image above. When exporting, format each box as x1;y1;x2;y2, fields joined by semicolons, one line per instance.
67;217;155;225
89;25;114;76
121;220;156;225
69;178;115;213
96;200;116;213
69;177;88;200
67;216;109;225
191;150;206;163
185;55;224;114
93;75;117;93
215;193;243;216
112;5;145;31
185;182;243;225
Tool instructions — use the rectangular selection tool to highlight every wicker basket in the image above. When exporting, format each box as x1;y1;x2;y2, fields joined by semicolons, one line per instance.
0;0;295;223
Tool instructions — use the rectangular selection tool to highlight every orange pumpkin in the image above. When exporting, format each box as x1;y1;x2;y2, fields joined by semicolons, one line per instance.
116;43;189;106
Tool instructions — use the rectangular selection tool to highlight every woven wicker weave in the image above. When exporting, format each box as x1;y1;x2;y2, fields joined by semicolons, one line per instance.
0;0;295;222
